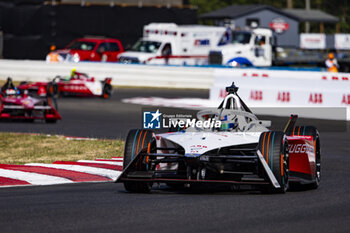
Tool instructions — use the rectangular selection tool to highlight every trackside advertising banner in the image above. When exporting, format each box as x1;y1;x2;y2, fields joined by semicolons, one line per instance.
210;68;350;121
300;33;326;49
335;34;350;50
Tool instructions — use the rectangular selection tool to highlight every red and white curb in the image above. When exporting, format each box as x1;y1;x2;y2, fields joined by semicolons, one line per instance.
0;157;123;188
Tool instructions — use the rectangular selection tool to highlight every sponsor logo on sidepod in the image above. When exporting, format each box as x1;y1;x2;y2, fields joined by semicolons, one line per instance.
289;144;313;154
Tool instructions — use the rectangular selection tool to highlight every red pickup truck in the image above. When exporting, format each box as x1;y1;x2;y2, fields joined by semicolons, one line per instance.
46;37;124;62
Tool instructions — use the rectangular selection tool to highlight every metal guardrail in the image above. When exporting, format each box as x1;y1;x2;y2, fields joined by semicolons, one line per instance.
0;59;215;89
0;59;349;89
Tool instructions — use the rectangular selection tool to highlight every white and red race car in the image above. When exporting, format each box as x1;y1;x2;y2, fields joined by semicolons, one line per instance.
0;78;61;123
18;70;112;99
118;83;321;194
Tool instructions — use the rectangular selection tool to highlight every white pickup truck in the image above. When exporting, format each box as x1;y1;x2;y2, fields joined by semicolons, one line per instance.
209;28;273;67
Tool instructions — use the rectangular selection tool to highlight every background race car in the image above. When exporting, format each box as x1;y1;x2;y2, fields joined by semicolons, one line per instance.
118;83;321;194
0;78;61;123
18;70;113;99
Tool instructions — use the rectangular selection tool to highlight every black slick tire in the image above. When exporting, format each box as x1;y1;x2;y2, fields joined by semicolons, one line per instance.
123;129;155;193
102;83;112;99
258;131;289;193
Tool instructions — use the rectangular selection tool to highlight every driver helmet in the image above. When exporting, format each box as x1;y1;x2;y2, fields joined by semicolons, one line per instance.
70;67;76;78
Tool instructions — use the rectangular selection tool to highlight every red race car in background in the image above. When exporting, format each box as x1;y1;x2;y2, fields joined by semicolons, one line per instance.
46;37;124;63
18;69;113;99
0;78;61;123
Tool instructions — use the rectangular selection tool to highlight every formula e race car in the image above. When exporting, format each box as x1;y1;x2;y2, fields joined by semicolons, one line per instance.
117;83;321;193
17;70;112;99
0;78;61;123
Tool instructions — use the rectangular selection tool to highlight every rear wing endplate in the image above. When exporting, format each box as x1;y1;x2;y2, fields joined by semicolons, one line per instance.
284;115;298;134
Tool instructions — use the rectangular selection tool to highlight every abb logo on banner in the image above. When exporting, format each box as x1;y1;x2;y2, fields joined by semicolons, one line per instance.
277;91;290;102
341;94;350;105
250;90;263;101
242;73;269;78
309;93;323;104
219;89;227;98
322;76;349;81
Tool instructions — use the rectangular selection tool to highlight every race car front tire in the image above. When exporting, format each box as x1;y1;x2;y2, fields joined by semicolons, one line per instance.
258;131;289;193
102;83;112;99
123;129;155;193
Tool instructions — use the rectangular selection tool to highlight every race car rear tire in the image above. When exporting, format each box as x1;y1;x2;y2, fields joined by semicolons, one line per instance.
102;83;112;99
123;129;155;193
45;97;58;123
287;126;321;189
258;131;289;193
47;82;59;99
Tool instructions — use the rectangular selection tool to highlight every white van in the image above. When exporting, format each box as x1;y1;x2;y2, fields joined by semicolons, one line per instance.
209;28;273;67
118;23;226;65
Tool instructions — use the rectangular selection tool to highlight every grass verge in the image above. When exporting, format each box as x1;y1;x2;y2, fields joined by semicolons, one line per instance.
0;133;124;165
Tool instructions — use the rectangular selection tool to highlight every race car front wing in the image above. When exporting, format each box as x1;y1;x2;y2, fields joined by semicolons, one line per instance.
117;147;281;188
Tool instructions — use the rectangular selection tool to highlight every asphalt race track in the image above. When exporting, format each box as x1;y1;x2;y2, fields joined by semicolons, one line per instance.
0;87;349;233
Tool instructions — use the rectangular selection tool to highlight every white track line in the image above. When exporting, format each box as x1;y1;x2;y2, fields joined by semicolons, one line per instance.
0;168;73;185
77;160;123;166
26;163;121;180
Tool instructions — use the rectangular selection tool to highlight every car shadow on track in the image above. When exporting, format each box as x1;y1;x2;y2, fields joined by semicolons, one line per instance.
117;182;318;195
117;184;270;195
